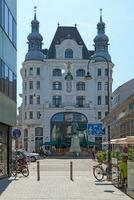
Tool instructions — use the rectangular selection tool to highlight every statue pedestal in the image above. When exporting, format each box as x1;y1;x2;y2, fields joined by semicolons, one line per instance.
69;134;81;153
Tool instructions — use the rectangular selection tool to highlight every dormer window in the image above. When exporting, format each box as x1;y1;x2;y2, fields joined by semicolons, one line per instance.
65;48;73;59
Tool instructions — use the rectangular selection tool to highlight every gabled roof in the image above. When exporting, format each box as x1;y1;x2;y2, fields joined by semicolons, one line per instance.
47;26;93;59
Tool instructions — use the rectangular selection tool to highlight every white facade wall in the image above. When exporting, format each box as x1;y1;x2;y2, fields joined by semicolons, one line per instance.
20;39;113;152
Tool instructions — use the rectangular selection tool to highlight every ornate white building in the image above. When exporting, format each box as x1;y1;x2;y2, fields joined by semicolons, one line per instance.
20;8;114;152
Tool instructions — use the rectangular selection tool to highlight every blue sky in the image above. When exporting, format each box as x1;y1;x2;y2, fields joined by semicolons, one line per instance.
17;0;134;107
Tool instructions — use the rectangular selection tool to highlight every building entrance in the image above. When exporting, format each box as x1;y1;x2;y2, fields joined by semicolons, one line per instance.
51;112;88;150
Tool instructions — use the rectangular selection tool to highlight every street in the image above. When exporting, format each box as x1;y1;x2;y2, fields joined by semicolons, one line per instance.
0;159;132;200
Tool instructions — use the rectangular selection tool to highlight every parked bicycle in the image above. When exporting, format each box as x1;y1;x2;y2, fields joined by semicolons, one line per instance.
10;157;29;178
93;160;127;192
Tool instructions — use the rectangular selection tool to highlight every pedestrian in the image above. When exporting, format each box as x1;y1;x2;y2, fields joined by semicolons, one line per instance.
92;148;95;160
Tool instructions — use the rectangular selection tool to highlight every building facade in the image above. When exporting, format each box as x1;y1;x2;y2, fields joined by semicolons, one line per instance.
112;78;134;109
0;0;17;177
102;93;134;140
20;9;114;153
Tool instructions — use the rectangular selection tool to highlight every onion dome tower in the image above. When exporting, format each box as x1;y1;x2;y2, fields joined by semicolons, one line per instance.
25;6;44;61
93;9;111;61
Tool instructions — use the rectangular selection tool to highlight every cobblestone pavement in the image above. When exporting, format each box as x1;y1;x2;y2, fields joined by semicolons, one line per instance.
0;159;133;200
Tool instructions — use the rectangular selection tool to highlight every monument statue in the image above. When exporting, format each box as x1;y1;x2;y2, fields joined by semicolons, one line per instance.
69;122;81;155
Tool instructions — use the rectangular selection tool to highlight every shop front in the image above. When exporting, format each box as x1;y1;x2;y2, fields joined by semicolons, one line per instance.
0;123;11;178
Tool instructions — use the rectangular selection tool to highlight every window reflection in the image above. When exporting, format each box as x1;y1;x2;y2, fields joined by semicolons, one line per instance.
0;0;17;47
0;58;16;101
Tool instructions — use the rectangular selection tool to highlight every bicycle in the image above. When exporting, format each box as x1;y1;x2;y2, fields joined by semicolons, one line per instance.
93;161;127;192
93;161;119;181
10;159;29;178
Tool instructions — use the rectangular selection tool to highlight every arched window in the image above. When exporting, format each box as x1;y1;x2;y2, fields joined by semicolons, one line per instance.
53;68;62;76
76;69;85;77
53;82;62;90
65;48;73;59
76;82;85;91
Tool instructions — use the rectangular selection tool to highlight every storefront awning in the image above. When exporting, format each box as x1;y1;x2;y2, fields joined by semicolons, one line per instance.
109;136;134;144
42;141;58;146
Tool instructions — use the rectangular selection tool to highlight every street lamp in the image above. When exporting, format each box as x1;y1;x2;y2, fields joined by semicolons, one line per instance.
85;55;112;181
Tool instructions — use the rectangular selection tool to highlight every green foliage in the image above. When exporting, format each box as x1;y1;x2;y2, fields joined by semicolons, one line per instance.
128;148;134;160
96;151;106;161
111;151;121;159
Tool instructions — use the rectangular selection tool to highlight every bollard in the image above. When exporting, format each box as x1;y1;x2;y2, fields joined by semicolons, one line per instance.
70;161;73;181
37;161;40;181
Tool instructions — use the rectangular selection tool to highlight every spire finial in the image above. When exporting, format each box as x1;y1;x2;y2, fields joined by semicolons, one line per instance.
57;22;60;27
100;8;102;22
34;6;37;20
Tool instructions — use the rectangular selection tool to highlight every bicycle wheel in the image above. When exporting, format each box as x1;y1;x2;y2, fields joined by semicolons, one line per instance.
21;166;29;177
10;164;17;177
93;166;104;181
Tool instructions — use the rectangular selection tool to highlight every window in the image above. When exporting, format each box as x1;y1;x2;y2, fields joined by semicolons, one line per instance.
29;95;33;104
24;69;27;77
29;81;33;89
37;111;41;119
76;69;85;77
105;96;108;105
24;82;27;91
105;112;108;116
25;112;27;119
24;129;28;138
98;96;101;105
9;11;13;40
105;69;108;76
36;81;40;90
4;3;8;35
53;68;61;76
37;68;40;75
52;95;62;107
29;67;33;75
29;111;33;119
5;64;9;96
36;95;40;104
98;112;101;119
0;58;16;102
65;48;73;59
0;1;16;46
24;96;27;105
35;127;43;152
105;82;108;90
76;96;85;107
97;82;101;90
98;68;101;76
76;82;85;90
53;81;62;90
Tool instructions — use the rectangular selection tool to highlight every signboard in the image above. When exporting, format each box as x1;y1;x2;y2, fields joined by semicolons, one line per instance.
87;124;105;135
11;129;21;139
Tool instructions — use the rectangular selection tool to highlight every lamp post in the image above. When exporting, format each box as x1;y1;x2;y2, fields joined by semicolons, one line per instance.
85;55;112;181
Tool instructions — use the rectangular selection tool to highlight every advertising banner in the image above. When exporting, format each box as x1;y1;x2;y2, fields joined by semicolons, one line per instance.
87;124;105;135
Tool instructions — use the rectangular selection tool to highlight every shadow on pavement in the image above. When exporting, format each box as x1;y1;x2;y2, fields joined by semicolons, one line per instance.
0;177;13;196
